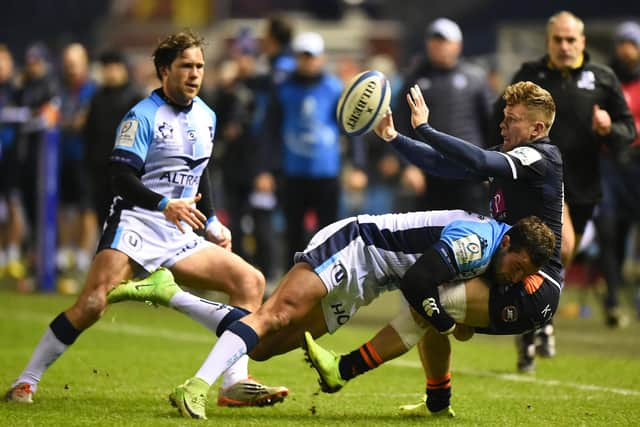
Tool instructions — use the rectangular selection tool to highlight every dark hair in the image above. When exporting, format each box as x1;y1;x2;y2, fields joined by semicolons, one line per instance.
153;30;205;80
506;216;555;268
99;50;127;65
267;14;293;47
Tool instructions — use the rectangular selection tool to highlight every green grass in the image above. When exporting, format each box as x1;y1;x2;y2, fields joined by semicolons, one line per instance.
1;287;639;426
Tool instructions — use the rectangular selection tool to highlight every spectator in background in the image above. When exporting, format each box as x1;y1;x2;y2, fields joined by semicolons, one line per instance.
259;31;366;267
205;29;259;265
14;42;59;267
395;18;493;215
492;11;636;372
0;44;26;280
85;50;144;227
595;21;640;326
247;14;297;281
56;43;98;278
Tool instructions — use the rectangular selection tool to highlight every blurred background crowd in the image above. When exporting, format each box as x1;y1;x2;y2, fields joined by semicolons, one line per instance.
0;0;639;330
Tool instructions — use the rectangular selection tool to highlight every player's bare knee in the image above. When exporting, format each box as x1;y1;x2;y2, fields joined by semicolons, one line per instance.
230;267;265;305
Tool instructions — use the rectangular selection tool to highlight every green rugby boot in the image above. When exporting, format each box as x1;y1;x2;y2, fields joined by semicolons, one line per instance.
169;377;209;419
399;396;455;418
107;267;180;306
302;331;346;393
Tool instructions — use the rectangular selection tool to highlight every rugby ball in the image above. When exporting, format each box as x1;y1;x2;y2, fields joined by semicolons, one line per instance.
337;70;391;136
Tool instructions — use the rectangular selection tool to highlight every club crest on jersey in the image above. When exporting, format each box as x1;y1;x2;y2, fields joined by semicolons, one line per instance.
502;305;518;322
158;122;174;140
577;70;596;90
115;120;138;147
451;234;482;266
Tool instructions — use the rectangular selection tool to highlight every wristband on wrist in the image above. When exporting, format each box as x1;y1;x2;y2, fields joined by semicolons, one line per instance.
157;197;170;212
206;215;219;228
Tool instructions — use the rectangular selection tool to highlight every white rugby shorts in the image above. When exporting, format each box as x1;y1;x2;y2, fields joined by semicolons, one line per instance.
100;207;214;272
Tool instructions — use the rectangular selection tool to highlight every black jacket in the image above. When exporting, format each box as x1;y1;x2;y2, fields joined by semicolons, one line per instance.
492;53;636;205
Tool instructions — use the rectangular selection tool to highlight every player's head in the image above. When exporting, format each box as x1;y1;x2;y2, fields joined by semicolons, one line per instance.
0;44;14;83
153;30;205;105
62;43;89;86
292;32;325;77
490;216;555;286
99;50;130;87
263;14;294;57
613;21;640;70
500;81;555;150
546;11;585;70
425;18;462;68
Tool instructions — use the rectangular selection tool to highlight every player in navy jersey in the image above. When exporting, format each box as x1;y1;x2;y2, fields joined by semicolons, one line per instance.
303;80;563;416
107;209;554;419
5;31;287;408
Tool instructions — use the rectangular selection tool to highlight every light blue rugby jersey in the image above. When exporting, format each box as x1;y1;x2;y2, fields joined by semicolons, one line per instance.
302;211;511;293
355;211;510;282
110;90;216;206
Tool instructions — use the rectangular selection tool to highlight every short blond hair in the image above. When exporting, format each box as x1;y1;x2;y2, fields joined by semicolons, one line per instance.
503;81;556;131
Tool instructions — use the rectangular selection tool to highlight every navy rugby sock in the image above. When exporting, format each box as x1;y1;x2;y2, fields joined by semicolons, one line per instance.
338;341;383;381
426;373;451;413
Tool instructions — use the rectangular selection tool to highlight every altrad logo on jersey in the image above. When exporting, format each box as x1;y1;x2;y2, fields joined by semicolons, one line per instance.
159;172;201;186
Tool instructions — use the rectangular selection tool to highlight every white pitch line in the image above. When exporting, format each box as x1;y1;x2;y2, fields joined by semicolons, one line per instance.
4;309;640;398
389;359;640;397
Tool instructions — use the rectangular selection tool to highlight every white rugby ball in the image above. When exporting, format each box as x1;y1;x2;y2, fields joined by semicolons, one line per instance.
337;70;391;136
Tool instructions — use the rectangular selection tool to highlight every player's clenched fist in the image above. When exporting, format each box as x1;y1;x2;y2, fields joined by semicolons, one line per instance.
161;193;207;233
205;216;232;251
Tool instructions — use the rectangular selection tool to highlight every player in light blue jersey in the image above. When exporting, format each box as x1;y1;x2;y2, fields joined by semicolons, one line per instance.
108;210;554;419
5;31;287;408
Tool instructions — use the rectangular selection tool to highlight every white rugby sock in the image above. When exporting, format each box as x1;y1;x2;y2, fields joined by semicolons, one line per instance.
169;292;243;334
195;330;249;386
13;328;68;391
221;355;249;389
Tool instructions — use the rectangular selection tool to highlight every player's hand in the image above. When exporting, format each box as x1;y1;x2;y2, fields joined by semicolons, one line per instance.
205;216;232;251
374;109;398;142
592;104;612;136
406;84;430;129
163;193;207;233
452;323;475;341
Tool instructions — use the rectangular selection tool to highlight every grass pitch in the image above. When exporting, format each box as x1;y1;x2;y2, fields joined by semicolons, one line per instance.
1;287;639;426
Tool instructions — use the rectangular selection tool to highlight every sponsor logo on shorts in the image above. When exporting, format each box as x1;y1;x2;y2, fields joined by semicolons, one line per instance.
122;230;142;252
541;304;552;320
422;297;440;317
330;302;350;326
502;305;519;322
331;262;347;288
175;239;199;257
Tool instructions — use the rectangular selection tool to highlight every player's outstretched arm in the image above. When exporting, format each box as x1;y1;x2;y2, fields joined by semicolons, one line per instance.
406;83;513;178
374;110;478;180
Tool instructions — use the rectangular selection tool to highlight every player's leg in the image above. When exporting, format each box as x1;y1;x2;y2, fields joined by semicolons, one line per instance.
5;249;135;403
170;243;265;311
304;277;490;397
171;262;326;418
170;243;295;407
